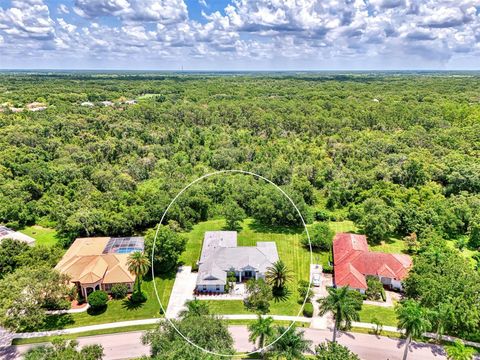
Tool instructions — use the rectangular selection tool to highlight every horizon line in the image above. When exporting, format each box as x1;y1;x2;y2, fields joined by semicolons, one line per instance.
1;68;480;72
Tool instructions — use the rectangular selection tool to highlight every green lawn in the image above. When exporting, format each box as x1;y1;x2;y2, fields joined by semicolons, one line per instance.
327;220;357;234
358;305;397;327
21;225;59;247
41;275;174;331
12;324;158;345
370;237;406;254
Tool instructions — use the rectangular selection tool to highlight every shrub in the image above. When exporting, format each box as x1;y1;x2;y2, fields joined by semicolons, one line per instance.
366;276;384;301
303;303;314;318
110;284;129;299
381;287;386;302
191;262;199;272
131;290;147;304
88;290;108;309
314;209;330;221
297;280;313;303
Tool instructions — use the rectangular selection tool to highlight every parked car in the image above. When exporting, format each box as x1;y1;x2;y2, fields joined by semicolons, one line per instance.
312;273;321;287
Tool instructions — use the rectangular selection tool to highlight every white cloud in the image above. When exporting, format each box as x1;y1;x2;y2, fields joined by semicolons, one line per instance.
0;0;480;68
74;0;188;23
0;0;54;40
57;4;70;14
57;18;76;33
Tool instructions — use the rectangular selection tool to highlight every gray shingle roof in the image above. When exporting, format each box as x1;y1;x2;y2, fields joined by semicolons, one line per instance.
196;231;279;286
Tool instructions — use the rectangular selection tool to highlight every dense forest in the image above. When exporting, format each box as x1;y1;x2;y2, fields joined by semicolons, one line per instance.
0;73;479;247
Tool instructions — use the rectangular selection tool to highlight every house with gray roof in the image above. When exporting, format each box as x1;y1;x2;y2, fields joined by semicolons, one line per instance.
196;231;279;293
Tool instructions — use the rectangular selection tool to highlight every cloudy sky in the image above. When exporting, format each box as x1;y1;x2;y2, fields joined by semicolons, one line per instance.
0;0;479;70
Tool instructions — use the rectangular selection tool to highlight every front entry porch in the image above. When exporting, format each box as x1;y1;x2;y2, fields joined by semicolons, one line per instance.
79;282;102;300
236;269;259;282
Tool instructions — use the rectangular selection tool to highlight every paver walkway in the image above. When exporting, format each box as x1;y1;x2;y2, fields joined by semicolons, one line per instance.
164;266;197;319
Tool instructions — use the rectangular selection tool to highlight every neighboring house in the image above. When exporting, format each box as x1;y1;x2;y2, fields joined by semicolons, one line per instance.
196;231;279;293
55;236;144;299
0;226;35;245
26;102;47;111
81;101;94;107
333;233;412;293
100;101;114;106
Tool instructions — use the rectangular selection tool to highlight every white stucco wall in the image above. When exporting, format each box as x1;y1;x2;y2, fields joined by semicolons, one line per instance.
197;284;225;293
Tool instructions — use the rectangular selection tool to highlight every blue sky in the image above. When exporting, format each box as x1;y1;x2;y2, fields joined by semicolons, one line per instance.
0;0;479;70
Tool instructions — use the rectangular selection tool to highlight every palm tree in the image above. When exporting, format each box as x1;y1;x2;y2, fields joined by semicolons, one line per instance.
248;315;274;354
268;326;312;360
396;299;431;360
179;299;210;318
445;340;476;360
317;286;361;343
127;251;150;293
266;260;292;290
432;302;454;342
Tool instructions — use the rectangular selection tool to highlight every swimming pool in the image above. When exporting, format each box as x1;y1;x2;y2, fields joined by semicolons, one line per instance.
115;247;142;254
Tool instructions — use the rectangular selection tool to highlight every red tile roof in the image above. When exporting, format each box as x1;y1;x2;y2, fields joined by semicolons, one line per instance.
333;233;412;290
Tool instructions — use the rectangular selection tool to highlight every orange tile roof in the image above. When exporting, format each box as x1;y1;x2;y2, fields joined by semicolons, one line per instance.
55;238;135;285
333;233;412;290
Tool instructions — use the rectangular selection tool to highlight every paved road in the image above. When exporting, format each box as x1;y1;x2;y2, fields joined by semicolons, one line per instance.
9;326;449;360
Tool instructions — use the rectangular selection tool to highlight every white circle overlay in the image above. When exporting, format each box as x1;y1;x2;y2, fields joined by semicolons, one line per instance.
151;169;313;357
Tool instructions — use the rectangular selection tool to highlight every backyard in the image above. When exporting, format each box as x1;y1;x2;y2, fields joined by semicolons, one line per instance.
21;225;59;247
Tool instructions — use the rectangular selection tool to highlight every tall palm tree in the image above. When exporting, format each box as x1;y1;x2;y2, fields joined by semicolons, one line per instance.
127;251;150;293
445;340;476;360
179;299;210;318
432;302;454;342
396;299;431;360
266;260;292;290
268;326;312;360
317;286;361;343
248;315;274;354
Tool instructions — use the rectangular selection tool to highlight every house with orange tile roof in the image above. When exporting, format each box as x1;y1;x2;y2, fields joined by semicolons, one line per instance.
333;233;412;293
55;237;144;299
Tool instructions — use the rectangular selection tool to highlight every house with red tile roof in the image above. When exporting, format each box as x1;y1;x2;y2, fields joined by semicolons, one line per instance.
333;233;412;293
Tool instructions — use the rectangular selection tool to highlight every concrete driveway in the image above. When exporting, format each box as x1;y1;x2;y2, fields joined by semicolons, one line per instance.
310;273;333;330
165;266;198;319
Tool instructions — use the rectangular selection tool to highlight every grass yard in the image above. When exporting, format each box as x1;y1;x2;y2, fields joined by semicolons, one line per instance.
358;305;398;327
41;275;174;331
21;225;59;247
12;324;158;345
370;237;406;254
327;220;357;234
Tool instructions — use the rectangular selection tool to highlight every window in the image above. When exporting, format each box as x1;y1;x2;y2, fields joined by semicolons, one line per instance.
216;286;220;291
203;285;207;291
